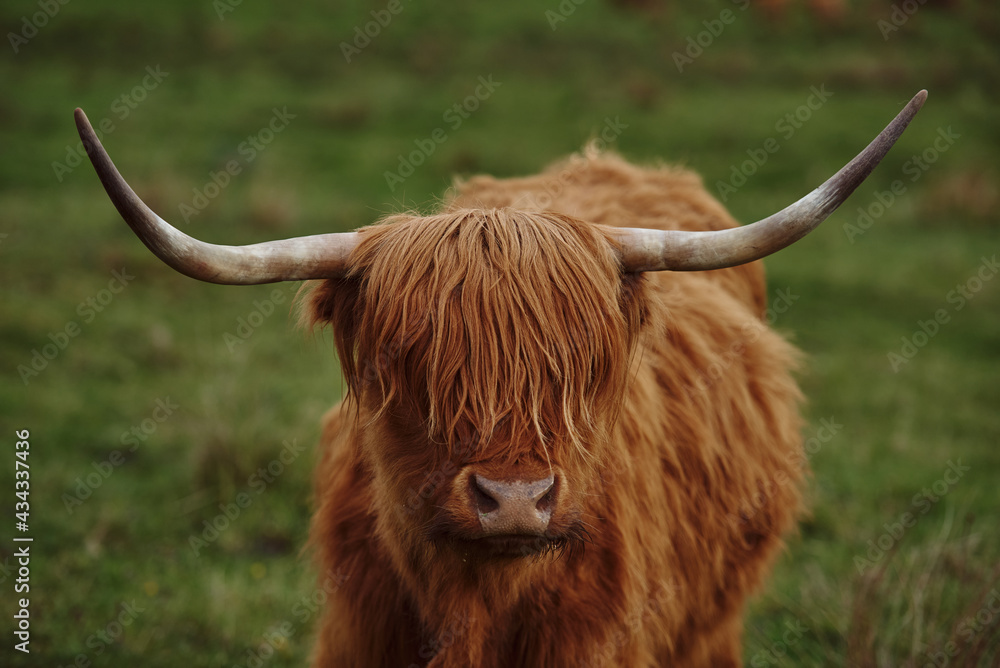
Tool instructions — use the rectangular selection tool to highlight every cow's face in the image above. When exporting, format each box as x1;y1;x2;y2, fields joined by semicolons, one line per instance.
307;209;647;562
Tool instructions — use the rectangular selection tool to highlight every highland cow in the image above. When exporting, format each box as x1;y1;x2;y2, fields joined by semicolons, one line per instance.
74;90;925;667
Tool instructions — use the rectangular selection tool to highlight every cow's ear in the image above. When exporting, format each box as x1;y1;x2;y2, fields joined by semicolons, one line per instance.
300;277;365;389
301;277;361;327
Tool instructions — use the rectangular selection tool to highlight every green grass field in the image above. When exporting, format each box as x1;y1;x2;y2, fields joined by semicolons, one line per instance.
2;0;998;665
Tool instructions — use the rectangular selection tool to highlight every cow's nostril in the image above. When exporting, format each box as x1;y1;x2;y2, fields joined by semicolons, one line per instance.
536;486;555;514
470;476;500;514
470;474;556;536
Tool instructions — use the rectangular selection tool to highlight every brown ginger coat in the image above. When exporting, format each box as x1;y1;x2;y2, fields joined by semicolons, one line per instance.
305;150;805;667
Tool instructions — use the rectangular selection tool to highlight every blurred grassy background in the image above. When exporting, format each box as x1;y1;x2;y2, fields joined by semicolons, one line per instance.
1;0;998;665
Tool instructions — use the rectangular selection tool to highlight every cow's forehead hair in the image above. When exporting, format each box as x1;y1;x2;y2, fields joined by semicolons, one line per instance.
309;208;644;457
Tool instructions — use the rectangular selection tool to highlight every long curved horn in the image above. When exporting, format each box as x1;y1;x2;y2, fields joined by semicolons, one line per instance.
614;90;927;272
74;108;359;285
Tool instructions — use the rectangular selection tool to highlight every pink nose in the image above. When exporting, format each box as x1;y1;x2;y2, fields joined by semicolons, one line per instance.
470;474;555;535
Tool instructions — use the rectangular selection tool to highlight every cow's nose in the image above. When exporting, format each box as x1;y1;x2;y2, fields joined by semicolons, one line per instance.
470;474;555;535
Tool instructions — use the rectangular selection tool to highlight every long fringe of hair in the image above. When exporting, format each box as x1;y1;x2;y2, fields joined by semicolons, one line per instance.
304;208;644;457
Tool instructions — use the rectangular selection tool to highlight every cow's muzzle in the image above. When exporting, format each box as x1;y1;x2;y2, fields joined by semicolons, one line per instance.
470;474;556;536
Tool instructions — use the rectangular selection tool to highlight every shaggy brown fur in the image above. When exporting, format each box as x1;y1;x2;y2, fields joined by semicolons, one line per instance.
304;149;806;667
